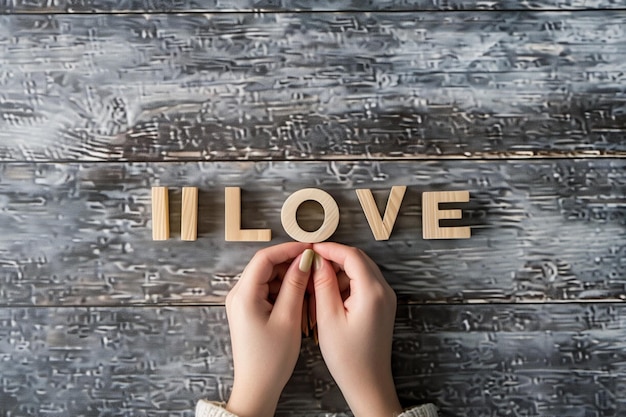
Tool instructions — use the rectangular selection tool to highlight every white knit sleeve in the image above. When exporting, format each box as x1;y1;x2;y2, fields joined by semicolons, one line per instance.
399;403;439;417
195;399;238;417
196;398;438;417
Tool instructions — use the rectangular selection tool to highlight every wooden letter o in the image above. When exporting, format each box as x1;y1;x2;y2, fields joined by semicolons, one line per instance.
281;188;340;243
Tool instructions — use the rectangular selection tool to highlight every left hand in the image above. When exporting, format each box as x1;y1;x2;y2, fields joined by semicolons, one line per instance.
225;242;314;417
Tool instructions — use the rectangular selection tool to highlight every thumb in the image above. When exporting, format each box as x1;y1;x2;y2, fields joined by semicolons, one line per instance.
273;249;314;318
312;253;344;322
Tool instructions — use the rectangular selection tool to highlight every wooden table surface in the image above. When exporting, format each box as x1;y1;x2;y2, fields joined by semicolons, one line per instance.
0;1;625;416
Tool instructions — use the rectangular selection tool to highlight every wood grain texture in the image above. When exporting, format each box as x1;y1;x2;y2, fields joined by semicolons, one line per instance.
1;0;624;13
422;190;471;239
1;12;625;162
356;185;406;240
1;4;624;416
151;186;170;240
281;188;340;243
224;186;272;241
0;160;623;306
1;304;625;416
181;186;198;241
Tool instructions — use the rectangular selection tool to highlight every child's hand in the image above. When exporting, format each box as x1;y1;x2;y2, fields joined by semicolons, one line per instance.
225;242;314;417
312;242;403;417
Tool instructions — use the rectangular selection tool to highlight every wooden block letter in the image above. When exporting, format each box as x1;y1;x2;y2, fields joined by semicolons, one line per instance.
152;186;170;240
225;187;271;242
181;187;198;241
356;186;406;241
422;191;471;239
281;188;339;243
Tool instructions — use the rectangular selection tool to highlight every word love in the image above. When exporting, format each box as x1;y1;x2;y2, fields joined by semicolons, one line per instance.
151;186;471;242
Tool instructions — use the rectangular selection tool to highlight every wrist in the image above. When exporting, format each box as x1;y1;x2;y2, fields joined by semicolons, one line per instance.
340;373;402;417
347;393;403;417
226;381;281;417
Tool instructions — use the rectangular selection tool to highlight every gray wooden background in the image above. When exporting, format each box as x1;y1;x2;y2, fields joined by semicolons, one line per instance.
0;1;625;416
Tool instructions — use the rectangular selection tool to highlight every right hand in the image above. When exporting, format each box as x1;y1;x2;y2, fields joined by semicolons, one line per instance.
311;243;403;417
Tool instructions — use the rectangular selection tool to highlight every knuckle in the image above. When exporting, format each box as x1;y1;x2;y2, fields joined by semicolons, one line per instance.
284;275;308;292
272;309;299;328
225;290;235;308
348;246;363;258
313;272;336;290
225;282;242;307
371;285;387;303
370;282;396;305
250;248;269;264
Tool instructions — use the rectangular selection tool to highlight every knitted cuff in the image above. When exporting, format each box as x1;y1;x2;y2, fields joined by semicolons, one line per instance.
400;403;439;417
195;399;438;417
195;399;237;417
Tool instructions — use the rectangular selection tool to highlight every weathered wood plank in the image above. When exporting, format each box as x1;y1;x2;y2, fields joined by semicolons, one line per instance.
1;12;626;161
1;304;625;416
395;304;626;416
1;0;623;13
0;160;623;306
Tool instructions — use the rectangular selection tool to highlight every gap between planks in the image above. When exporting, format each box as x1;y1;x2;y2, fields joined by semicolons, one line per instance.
3;299;625;309
0;151;625;164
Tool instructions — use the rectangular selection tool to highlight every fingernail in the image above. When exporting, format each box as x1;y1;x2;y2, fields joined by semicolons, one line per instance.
299;249;315;273
314;253;323;271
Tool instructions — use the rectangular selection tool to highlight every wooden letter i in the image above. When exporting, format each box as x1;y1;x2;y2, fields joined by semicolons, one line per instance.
181;187;198;241
152;187;170;240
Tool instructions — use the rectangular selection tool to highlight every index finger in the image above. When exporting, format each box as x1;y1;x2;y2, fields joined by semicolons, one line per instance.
312;242;384;285
240;242;312;286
